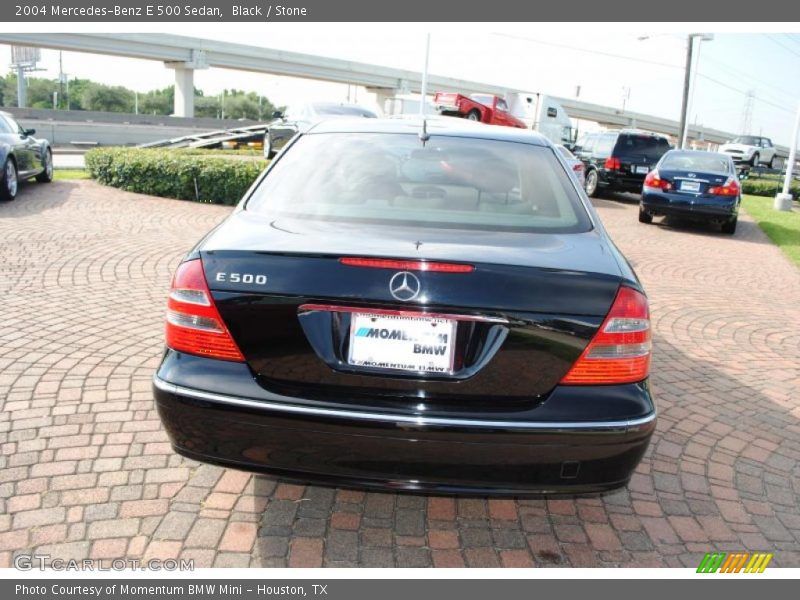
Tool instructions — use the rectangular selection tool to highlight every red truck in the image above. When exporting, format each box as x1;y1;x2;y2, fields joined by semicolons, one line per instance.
433;92;527;129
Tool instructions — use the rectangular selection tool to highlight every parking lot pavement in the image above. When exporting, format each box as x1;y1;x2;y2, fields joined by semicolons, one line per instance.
1;181;799;569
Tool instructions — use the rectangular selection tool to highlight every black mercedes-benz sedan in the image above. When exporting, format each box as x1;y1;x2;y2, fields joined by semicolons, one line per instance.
153;118;656;495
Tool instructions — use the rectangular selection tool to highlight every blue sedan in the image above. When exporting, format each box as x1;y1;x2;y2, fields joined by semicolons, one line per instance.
639;150;741;234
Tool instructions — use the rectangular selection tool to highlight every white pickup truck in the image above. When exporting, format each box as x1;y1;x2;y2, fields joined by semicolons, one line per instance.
719;135;778;168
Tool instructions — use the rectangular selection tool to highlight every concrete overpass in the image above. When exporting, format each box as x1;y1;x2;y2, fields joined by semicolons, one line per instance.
0;33;791;156
0;33;510;118
554;97;742;148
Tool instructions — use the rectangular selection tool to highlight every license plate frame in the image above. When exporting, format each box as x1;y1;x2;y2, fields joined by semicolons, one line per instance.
679;180;701;192
348;312;457;375
634;165;650;175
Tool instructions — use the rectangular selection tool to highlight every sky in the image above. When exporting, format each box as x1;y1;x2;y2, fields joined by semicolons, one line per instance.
2;26;799;146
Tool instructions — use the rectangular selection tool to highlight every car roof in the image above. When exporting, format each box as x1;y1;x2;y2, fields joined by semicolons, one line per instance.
305;117;549;146
582;129;670;140
663;149;732;159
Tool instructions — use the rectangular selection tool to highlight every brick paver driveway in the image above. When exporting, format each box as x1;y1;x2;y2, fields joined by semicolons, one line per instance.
1;181;799;568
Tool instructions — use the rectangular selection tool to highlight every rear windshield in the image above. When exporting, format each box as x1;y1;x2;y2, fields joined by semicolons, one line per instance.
614;134;671;159
660;152;732;173
246;133;592;233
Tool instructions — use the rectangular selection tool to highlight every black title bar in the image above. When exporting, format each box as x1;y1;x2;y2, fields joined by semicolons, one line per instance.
3;0;800;21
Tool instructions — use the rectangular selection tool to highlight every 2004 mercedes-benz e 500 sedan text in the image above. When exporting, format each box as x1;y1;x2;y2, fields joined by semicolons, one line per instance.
153;118;656;495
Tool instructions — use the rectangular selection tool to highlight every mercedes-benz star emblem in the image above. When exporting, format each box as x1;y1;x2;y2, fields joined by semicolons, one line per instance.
389;271;421;302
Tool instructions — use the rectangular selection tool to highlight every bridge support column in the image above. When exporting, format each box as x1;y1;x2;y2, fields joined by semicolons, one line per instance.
165;50;209;118
368;88;397;115
172;66;194;118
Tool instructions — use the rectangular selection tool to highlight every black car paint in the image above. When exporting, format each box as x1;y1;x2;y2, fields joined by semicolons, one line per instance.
155;119;656;495
155;354;654;496
0;111;52;199
574;130;671;195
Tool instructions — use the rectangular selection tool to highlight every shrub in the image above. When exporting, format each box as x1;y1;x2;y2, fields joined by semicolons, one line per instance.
740;177;800;198
85;147;268;205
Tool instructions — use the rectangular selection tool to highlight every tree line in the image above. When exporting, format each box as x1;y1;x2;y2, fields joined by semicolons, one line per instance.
0;73;281;120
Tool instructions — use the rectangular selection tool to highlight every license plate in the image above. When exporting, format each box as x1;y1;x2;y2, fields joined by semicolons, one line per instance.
348;313;456;374
680;180;701;192
634;165;650;174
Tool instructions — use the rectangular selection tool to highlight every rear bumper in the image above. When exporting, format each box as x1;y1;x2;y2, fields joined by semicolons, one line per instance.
642;193;739;220
153;357;656;495
598;172;646;192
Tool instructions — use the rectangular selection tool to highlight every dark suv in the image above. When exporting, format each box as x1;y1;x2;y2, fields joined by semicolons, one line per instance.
574;130;672;197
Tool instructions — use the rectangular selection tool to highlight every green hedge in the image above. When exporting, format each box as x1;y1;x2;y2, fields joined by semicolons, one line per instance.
85;147;268;205
740;177;800;198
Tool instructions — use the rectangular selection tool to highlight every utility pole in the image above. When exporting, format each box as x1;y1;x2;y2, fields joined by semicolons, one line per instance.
740;90;755;134
774;101;800;211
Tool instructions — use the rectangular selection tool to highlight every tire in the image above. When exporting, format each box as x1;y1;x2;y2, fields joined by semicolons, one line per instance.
638;207;653;223
264;135;276;159
466;109;481;122
0;157;18;201
750;152;760;167
721;217;737;235
35;148;53;183
584;169;599;197
768;155;776;169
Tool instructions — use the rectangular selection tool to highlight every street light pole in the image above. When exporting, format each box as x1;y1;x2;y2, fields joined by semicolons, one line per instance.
677;33;713;149
677;36;694;149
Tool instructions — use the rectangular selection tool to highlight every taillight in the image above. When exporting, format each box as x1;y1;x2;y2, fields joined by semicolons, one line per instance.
643;170;672;191
573;163;584;172
708;177;740;196
340;257;474;273
560;286;651;385
604;157;621;170
165;259;244;362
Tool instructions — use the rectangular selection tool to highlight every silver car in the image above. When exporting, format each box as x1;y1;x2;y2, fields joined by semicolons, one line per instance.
264;102;377;159
556;144;585;187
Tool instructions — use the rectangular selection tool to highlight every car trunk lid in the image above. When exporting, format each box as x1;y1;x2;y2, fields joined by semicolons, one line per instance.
200;213;623;407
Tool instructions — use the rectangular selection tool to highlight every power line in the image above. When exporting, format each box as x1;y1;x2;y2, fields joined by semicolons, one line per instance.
491;33;685;71
782;33;800;50
766;34;800;59
699;55;798;106
696;71;793;114
492;32;795;119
